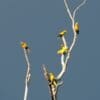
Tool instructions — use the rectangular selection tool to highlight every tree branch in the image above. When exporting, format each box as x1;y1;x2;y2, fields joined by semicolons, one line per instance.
42;65;59;100
56;0;86;80
23;48;31;100
42;0;86;99
73;0;87;19
64;0;73;21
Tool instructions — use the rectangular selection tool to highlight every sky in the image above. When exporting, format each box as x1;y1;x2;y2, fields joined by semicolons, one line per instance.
0;0;100;100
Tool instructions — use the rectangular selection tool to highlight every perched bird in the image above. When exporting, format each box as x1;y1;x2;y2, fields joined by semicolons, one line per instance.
57;45;69;55
21;41;30;52
57;30;67;37
74;22;79;34
49;72;57;87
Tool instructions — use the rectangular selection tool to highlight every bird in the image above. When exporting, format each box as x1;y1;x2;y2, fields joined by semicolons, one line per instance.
49;72;57;87
57;45;69;55
57;30;67;37
20;41;30;52
74;22;79;34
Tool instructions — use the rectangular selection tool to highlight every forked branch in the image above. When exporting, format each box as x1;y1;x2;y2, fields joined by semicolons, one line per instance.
42;0;86;100
56;0;87;80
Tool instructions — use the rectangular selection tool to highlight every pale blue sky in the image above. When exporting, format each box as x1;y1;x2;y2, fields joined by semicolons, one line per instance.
0;0;100;100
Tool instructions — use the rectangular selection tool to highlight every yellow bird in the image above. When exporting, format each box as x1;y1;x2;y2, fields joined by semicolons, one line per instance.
74;22;79;34
57;45;69;55
57;30;67;37
21;41;30;52
49;72;57;87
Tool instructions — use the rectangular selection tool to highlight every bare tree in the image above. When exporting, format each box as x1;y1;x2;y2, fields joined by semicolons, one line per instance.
43;0;87;100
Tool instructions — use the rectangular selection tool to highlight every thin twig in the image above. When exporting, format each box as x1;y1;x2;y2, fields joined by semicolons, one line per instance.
73;0;87;19
64;0;73;21
23;49;31;100
62;36;67;47
56;55;65;80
